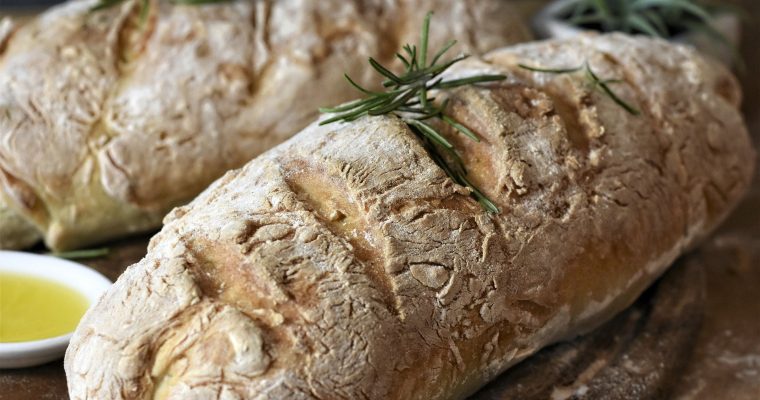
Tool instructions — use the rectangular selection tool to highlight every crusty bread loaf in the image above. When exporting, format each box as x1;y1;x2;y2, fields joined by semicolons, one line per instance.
65;34;754;399
0;0;530;251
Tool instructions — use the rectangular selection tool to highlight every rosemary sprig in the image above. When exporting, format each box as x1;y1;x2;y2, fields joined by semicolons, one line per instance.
518;62;641;116
50;248;110;260
319;12;504;214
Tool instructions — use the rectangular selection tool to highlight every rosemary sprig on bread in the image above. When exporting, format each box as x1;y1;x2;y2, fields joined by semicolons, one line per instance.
319;12;504;214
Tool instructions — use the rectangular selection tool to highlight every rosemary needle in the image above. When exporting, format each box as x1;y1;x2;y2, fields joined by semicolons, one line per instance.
320;12;505;214
518;62;640;116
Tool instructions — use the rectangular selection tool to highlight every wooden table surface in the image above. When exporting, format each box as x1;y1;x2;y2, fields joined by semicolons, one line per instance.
1;1;759;399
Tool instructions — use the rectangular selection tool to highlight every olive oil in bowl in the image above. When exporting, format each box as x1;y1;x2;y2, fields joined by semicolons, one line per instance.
0;251;111;368
0;272;90;343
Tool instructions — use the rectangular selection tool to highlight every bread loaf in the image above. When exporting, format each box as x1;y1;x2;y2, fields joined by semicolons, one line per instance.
0;0;530;251
65;34;755;399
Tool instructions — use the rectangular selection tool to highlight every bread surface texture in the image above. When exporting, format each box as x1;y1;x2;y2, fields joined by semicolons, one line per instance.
0;0;530;250
65;34;755;399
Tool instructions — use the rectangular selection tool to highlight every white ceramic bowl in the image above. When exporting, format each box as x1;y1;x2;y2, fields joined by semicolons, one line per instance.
0;251;112;369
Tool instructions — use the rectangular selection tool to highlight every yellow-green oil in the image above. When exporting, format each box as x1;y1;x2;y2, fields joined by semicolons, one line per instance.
0;272;89;343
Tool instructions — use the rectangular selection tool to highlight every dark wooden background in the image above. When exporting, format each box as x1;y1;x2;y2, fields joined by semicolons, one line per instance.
1;1;758;398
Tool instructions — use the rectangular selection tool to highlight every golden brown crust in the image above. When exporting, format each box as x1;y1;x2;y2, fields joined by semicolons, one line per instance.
65;34;755;399
0;0;530;250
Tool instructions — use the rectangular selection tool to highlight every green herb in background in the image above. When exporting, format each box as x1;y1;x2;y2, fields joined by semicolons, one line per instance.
50;248;110;260
565;0;718;38
319;12;504;214
518;62;640;115
563;0;745;69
